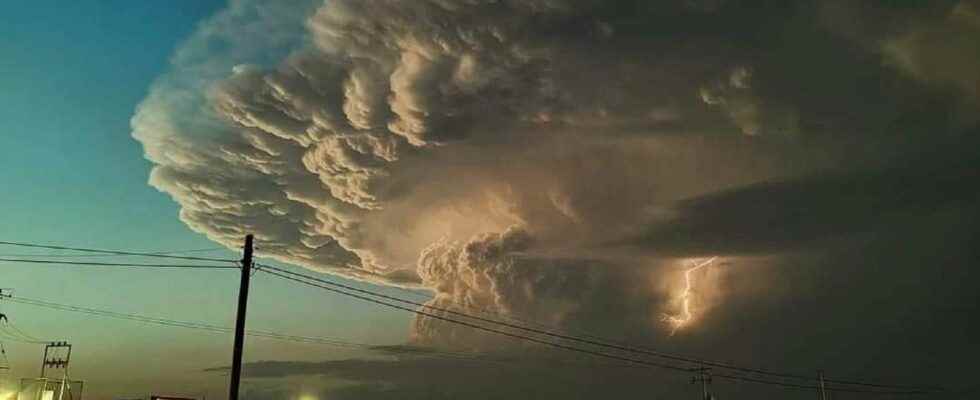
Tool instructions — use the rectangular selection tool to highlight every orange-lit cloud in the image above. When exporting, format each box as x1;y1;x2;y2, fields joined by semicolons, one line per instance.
133;0;980;370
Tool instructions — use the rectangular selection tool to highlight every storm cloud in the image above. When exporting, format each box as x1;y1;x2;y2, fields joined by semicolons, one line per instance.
135;0;980;397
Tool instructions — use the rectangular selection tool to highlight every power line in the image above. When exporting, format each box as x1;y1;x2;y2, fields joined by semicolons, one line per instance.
312;261;840;386
258;266;938;395
4;320;44;343
260;268;689;371
269;260;725;368
0;330;43;345
0;303;52;345
1;295;498;362
0;239;942;394
2;294;683;373
0;247;227;258
0;258;238;270
0;241;237;263
258;264;936;391
264;267;929;395
0;323;47;345
256;260;724;372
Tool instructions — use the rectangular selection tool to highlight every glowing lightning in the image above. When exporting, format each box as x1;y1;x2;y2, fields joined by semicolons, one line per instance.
662;257;717;335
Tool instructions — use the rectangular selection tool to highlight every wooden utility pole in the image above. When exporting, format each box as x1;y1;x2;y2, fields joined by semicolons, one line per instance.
228;234;253;400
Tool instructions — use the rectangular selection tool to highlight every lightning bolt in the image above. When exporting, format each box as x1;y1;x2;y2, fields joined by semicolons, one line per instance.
662;257;717;335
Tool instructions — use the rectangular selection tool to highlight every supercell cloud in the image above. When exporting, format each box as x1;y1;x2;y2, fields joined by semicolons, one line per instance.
136;2;980;394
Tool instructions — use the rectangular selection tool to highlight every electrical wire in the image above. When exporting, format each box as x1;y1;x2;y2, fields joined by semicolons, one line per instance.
0;241;237;263
0;327;47;345
4;320;43;343
257;260;687;368
299;262;804;377
259;266;938;395
0;247;227;258
0;258;239;269
258;264;936;391
261;263;947;392
0;313;50;345
0;293;747;376
1;295;726;376
1;295;502;362
0;239;941;394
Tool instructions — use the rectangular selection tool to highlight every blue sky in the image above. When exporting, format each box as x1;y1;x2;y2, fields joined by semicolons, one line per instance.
0;1;223;247
0;2;413;398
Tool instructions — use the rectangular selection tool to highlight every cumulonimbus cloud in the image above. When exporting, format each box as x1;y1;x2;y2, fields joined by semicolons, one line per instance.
134;0;980;354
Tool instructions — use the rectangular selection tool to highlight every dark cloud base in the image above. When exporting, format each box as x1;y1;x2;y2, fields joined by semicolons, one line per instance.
627;133;980;257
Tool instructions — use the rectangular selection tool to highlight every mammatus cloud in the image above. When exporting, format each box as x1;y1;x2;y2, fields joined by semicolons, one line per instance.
136;0;980;397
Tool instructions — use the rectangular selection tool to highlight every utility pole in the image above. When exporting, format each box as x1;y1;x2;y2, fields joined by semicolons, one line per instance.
39;341;72;400
691;364;712;400
40;342;71;379
228;234;253;400
818;370;828;400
